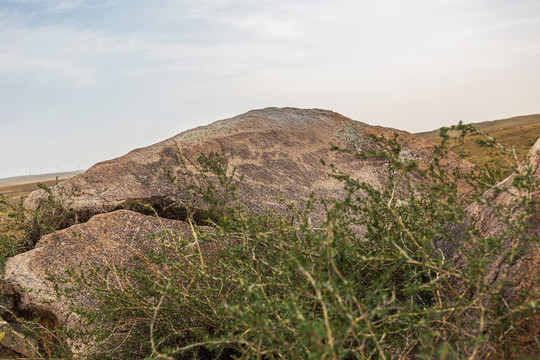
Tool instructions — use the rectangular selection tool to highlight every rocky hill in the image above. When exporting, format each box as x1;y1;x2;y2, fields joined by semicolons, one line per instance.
0;108;537;358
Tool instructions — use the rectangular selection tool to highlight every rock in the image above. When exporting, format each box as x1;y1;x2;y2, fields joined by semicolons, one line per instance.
3;108;474;356
23;108;471;231
0;318;40;358
443;139;539;295
1;210;216;357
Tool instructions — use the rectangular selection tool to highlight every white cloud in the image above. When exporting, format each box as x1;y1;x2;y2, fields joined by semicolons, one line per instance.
228;15;301;39
0;1;316;89
45;0;83;13
0;52;95;86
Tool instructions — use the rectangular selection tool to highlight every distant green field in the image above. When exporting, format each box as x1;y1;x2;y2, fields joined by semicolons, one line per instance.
416;114;540;176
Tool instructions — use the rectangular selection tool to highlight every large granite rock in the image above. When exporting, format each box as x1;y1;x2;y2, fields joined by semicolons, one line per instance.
23;107;470;228
2;210;215;357
439;139;539;295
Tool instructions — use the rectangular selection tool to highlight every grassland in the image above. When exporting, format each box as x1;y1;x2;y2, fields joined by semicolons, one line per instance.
416;114;540;175
0;171;82;202
0;172;80;237
0;179;63;202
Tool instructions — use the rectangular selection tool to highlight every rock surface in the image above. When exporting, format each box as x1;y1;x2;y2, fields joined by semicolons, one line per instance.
24;107;470;227
2;210;215;356
467;139;539;294
440;139;539;294
0;318;40;358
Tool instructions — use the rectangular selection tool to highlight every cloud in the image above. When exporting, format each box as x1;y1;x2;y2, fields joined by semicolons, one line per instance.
44;0;83;13
12;0;82;12
228;15;301;40
0;0;321;90
8;0;118;19
0;52;95;86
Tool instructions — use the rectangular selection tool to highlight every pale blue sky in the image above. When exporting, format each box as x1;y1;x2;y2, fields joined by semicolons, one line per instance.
1;0;539;178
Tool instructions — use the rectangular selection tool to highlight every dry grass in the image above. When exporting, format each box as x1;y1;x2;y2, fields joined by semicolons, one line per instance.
416;114;540;175
0;179;67;238
0;171;81;201
0;179;62;202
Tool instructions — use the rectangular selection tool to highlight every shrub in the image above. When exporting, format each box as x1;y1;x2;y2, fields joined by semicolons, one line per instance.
0;182;74;358
0;182;71;265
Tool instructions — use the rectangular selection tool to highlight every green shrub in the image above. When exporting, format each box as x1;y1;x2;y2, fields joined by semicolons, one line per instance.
0;182;70;264
0;183;73;358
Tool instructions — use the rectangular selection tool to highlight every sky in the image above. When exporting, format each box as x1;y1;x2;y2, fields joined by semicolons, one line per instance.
0;0;539;179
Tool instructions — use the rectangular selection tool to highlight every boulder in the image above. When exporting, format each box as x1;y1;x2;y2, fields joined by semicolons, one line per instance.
0;319;40;358
23;107;471;229
1;210;215;357
467;139;539;295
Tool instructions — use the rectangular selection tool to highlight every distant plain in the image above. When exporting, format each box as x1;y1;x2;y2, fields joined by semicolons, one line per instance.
0;171;82;201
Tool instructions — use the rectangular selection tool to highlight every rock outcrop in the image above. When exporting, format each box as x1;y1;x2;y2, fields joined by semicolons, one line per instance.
2;107;475;356
23;107;470;227
466;139;539;295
